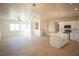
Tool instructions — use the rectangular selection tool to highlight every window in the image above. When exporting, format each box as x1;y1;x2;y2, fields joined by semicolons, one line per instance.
10;24;15;31
10;24;26;31
10;24;20;31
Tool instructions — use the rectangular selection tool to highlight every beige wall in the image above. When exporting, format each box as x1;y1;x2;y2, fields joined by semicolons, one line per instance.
77;17;79;41
48;20;59;34
40;20;59;36
40;20;48;36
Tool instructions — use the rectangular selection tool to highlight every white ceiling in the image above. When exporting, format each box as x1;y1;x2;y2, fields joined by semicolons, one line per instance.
0;3;79;20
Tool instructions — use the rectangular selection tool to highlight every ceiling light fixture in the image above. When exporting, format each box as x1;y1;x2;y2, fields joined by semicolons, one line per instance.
33;3;36;7
32;3;39;20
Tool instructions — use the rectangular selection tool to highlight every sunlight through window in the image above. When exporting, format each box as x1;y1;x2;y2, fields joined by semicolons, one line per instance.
10;24;26;31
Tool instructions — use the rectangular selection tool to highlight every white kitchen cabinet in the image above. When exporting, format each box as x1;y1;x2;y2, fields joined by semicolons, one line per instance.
59;20;79;41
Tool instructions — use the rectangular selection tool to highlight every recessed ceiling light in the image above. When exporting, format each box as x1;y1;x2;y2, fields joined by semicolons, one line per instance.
74;8;78;11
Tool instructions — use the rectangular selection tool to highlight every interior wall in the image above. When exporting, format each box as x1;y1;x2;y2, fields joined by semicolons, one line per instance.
40;20;59;36
1;19;31;38
77;17;79;41
48;20;58;34
40;20;48;36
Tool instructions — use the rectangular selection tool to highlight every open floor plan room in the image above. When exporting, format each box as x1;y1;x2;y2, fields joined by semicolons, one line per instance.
0;36;79;56
0;3;79;56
